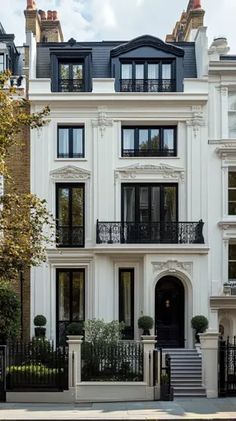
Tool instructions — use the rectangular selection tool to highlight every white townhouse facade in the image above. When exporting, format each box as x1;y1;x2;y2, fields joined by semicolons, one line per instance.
25;0;236;347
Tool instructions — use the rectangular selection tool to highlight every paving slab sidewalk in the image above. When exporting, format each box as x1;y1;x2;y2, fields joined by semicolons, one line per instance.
1;398;236;420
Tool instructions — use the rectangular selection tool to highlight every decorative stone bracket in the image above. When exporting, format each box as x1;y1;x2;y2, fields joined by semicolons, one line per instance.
92;107;113;137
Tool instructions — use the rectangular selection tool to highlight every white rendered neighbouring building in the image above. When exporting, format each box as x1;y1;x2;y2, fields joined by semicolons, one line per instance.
25;0;236;347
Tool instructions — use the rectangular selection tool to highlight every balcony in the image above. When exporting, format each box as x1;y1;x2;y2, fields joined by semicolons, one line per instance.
96;220;204;245
120;79;176;93
122;148;176;158
56;225;84;247
58;79;84;92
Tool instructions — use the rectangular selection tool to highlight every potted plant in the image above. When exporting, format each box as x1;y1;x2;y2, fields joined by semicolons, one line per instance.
191;315;208;343
34;315;47;338
66;321;84;337
138;315;154;335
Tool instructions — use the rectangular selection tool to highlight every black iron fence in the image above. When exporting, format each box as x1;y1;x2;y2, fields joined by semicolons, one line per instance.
122;148;176;157
120;79;176;92
81;341;143;382
6;340;68;391
219;337;236;397
0;346;6;402
97;220;204;245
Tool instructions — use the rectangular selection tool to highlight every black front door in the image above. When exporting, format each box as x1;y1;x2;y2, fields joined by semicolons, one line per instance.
155;276;184;348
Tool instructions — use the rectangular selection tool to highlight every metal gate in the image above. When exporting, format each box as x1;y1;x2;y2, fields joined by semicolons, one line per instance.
219;338;236;397
0;346;6;402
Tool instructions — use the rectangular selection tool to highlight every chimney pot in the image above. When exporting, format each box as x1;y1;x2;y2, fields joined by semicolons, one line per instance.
52;11;58;20
38;9;46;20
26;0;36;9
193;0;201;9
47;10;53;20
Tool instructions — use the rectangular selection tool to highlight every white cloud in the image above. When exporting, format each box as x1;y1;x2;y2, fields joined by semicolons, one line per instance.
1;0;236;53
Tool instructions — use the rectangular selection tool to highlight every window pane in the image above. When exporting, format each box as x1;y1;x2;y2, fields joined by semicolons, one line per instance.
229;93;236;111
58;272;70;320
58;128;69;158
229;190;236;201
73;128;83;157
151;187;160;222
229;202;236;215
135;64;144;79
163;129;174;151
72;64;83;80
139;187;149;222
229;172;236;187
123;186;135;221
60;64;69;79
148;64;159;79
229;113;236;138
72;271;84;321
119;271;132;327
229;262;236;280
123;129;134;150
121;64;132;79
58;187;69;224
139;129;148;150
162;64;171;79
150;129;160;150
229;244;236;260
72;187;84;225
163;187;177;221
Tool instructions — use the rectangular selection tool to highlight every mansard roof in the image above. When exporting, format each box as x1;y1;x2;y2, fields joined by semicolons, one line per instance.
110;35;185;57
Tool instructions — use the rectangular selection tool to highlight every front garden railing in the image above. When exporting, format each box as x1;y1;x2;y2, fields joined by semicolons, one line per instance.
6;340;68;391
81;341;143;382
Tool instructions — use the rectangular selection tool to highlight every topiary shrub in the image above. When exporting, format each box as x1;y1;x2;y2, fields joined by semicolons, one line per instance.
0;280;20;344
66;321;84;336
34;314;47;338
138;315;154;335
191;315;209;343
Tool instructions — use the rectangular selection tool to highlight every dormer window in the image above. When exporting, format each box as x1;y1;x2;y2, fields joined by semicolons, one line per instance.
120;60;175;92
59;62;84;92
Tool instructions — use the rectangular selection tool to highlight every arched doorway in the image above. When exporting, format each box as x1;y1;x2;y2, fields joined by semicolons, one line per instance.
155;276;185;348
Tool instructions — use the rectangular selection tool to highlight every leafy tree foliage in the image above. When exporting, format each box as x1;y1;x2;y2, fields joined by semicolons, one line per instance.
0;71;52;280
0;280;20;343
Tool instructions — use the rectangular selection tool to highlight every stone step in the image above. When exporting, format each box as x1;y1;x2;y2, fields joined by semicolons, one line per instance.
171;361;202;365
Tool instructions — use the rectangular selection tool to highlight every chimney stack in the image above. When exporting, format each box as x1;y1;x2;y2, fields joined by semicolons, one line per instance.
166;0;205;42
24;0;64;43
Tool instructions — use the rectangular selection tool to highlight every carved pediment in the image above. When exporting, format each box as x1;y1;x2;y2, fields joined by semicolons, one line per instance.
152;260;193;277
115;163;185;182
50;165;91;181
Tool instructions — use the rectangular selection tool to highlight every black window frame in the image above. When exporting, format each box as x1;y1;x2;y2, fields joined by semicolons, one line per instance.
57;126;85;158
119;268;134;340
56;183;85;248
56;268;85;345
228;170;236;215
120;59;176;92
58;60;85;92
121;125;177;157
121;183;178;223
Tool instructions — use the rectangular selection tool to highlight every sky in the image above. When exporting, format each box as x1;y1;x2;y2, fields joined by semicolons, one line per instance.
1;0;236;53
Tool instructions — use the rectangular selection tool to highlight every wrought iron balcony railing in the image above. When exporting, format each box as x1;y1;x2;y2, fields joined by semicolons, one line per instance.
96;220;204;245
120;79;176;93
58;79;84;92
122;148;176;157
56;225;84;247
